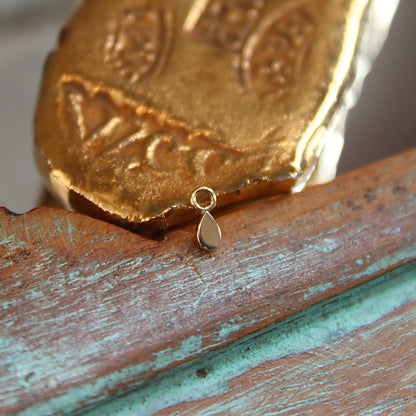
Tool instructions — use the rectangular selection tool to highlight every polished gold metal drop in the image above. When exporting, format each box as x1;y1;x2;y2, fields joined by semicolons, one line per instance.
191;187;221;251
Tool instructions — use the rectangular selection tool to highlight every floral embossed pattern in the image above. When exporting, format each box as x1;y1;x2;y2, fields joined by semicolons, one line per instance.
238;4;315;97
104;1;174;82
184;0;265;52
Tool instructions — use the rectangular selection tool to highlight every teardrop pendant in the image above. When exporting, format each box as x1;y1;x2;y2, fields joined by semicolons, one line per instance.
190;187;222;251
197;211;222;251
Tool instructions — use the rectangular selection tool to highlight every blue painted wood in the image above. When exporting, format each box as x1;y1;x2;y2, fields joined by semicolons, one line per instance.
0;149;415;415
82;261;416;416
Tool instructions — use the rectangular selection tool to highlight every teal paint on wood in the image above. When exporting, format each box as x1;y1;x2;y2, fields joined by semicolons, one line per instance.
218;322;242;339
1;149;415;415
81;261;416;416
303;281;334;300
345;243;416;284
304;237;339;253
155;336;204;369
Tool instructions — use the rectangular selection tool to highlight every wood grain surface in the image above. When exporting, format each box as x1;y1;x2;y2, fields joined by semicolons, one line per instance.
84;261;416;416
0;148;415;415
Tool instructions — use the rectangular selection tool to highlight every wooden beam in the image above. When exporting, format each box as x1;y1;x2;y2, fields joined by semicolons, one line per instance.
0;148;415;415
84;262;416;415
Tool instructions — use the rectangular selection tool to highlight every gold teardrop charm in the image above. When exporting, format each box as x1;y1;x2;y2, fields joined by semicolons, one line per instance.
191;187;222;251
197;211;222;251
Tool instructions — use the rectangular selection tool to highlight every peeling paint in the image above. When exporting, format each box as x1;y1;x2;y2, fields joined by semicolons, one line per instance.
305;238;339;253
154;336;203;369
1;149;415;415
80;262;416;416
218;322;241;339
331;201;342;211
303;281;334;300
344;243;416;283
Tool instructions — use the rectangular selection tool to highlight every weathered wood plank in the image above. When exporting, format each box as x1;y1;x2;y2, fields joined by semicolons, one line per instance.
0;148;415;415
83;261;416;416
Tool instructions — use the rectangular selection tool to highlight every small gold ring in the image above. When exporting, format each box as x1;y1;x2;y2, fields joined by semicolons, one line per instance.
190;186;217;212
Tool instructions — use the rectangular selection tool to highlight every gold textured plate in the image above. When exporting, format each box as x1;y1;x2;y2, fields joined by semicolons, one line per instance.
35;0;370;233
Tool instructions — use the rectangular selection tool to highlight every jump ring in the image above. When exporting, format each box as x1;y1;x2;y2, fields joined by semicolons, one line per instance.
190;186;217;212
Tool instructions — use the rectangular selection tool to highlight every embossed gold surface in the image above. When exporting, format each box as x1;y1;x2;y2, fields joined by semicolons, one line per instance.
35;0;369;232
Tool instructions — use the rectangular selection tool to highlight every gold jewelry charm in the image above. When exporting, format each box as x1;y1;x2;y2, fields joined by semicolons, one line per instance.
190;187;221;251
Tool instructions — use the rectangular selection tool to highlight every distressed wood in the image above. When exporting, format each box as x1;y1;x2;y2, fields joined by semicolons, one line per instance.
84;262;416;416
0;148;415;415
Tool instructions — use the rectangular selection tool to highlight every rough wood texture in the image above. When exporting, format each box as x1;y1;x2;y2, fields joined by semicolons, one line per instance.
84;261;416;416
0;148;415;415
